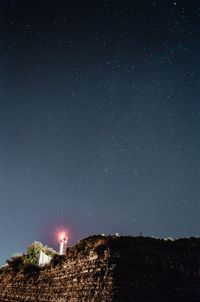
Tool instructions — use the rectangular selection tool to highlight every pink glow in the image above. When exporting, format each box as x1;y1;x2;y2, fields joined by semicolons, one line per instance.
58;230;68;243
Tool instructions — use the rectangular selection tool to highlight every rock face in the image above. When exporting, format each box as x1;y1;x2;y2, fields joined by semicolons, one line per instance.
0;235;200;301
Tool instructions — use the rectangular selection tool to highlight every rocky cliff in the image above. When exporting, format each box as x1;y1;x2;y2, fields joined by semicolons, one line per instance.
0;235;200;301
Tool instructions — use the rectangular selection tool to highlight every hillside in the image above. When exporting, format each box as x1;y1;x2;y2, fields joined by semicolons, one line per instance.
0;235;200;301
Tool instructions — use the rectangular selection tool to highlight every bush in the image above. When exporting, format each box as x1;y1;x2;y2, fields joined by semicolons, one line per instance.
24;241;57;266
50;254;65;267
6;255;24;273
6;241;57;274
24;241;43;266
23;263;40;275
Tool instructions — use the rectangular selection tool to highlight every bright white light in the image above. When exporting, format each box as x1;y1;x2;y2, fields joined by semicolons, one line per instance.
58;232;68;243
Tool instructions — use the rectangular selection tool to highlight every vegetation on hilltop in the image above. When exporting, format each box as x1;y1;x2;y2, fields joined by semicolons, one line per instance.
1;235;200;278
3;241;57;275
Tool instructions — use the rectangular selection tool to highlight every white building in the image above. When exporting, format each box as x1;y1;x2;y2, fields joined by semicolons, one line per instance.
38;251;52;267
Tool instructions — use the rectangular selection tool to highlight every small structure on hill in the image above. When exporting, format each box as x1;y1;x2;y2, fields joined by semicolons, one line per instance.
38;251;52;267
58;232;68;255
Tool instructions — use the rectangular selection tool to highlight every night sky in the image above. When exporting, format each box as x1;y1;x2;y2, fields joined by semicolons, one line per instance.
1;0;200;264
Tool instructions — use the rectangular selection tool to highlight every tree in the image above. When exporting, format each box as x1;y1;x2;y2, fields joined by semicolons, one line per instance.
6;241;57;274
24;241;43;265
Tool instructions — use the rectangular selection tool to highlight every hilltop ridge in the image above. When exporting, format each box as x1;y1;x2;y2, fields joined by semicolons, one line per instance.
0;235;200;301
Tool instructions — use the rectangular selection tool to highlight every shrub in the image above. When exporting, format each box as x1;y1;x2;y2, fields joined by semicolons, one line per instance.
24;241;57;266
23;263;40;275
6;255;24;273
6;241;57;274
50;254;65;267
24;241;43;266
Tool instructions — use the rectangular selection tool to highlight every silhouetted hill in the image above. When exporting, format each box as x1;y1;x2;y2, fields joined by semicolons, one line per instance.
0;235;200;301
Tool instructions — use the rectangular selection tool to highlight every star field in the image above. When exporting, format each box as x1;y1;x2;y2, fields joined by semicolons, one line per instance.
1;0;200;264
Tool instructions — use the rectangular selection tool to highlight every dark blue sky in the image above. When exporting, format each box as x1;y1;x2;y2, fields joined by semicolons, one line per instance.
1;0;200;265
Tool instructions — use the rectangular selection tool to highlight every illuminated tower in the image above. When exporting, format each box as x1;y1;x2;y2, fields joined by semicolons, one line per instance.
58;232;68;255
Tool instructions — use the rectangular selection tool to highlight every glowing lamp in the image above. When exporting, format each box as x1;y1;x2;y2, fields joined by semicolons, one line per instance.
58;232;68;255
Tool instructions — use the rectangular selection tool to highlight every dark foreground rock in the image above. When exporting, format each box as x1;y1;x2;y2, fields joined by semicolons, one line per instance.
0;235;200;301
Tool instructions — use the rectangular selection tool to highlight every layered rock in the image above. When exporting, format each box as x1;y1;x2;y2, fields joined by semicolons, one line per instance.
0;235;200;301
